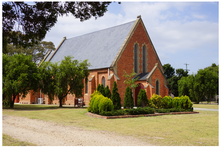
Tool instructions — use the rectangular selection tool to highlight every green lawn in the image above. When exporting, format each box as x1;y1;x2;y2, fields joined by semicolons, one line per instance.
3;104;219;146
2;134;36;146
193;104;219;109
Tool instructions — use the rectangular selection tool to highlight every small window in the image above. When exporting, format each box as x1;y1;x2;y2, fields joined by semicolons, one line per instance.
142;46;146;73
156;80;159;95
102;77;105;87
85;79;88;94
134;44;138;73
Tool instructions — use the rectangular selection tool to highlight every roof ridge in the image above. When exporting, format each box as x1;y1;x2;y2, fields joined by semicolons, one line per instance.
66;20;136;40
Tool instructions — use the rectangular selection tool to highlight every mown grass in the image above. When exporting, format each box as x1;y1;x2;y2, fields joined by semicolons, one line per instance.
2;134;36;146
3;104;219;146
193;104;219;109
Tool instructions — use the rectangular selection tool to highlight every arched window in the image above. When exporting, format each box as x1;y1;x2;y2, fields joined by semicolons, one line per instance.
142;46;146;73
102;77;105;87
134;44;138;73
85;79;88;94
156;80;159;95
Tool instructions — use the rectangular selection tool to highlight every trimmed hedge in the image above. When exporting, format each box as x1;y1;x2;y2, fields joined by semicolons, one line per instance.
87;91;114;114
149;94;193;110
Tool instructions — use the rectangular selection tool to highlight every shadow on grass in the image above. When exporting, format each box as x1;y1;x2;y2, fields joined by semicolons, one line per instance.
3;104;88;111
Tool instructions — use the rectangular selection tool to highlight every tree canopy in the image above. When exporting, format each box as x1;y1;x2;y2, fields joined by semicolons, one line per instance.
7;41;55;64
3;53;40;108
3;2;111;53
163;63;175;79
39;56;90;107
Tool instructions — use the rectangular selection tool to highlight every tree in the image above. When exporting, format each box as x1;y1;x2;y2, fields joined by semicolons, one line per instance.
99;84;105;96
123;69;139;89
39;56;90;107
3;54;40;108
111;81;121;110
167;75;179;96
104;85;111;99
178;76;190;97
97;84;101;92
176;68;188;79
123;86;134;109
7;41;56;64
3;2;111;53
163;63;175;79
137;89;148;107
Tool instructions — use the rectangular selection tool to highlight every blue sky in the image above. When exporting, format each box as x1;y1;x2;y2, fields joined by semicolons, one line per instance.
43;2;219;74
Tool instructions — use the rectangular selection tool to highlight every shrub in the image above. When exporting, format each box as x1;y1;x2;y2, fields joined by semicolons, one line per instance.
99;84;105;96
98;97;114;113
169;108;186;112
87;91;114;114
111;81;121;110
137;89;148;107
123;86;134;109
104;85;111;99
171;97;182;109
99;110;125;116
180;95;193;109
96;84;101;92
155;108;170;113
161;96;172;109
125;107;154;115
149;94;162;108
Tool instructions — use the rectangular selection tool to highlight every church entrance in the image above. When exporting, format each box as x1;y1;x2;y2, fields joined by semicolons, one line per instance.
134;83;144;107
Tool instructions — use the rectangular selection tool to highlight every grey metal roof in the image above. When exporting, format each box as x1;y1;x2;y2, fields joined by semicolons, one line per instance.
133;73;149;81
49;20;136;70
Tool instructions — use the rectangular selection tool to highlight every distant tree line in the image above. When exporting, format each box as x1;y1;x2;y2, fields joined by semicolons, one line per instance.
163;63;218;104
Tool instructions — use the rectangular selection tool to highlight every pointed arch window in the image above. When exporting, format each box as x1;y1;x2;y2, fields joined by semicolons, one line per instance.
134;44;138;73
142;45;146;73
102;77;105;87
156;80;159;95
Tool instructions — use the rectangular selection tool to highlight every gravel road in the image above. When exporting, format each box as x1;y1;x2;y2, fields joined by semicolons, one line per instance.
3;115;152;146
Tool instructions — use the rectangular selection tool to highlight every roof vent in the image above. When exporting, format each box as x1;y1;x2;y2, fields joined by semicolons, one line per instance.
137;15;141;18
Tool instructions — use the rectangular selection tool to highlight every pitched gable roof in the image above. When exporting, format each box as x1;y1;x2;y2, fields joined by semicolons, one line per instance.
47;20;136;70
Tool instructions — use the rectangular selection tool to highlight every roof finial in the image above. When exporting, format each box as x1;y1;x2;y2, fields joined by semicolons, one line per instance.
137;15;141;18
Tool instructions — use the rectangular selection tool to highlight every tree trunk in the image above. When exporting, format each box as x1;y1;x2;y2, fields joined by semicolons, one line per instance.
59;98;63;108
10;94;16;108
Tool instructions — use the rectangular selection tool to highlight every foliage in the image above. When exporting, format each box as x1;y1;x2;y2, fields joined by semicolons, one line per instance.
6;41;55;64
155;108;170;113
99;84;105;96
161;96;172;109
176;68;188;79
39;56;90;107
96;84;101;92
163;63;175;79
3;53;40;108
3;2;111;53
149;94;162;109
137;89;148;107
99;110;125;116
123;69;139;89
88;91;113;114
180;95;193;109
111;81;122;110
178;76;190;97
171;97;182;108
104;85;111;99
123;86;134;109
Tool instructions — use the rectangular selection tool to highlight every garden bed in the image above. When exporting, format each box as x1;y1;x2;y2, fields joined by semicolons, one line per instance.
86;111;199;119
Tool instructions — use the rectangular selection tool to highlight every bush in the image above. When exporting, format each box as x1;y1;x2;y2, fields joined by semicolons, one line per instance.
125;107;154;115
111;81;121;110
155;108;170;113
171;97;182;109
104;85;111;99
99;110;125;116
149;94;162;108
123;86;134;109
87;91;114;114
137;89;148;107
161;96;172;109
169;108;186;112
180;95;193;109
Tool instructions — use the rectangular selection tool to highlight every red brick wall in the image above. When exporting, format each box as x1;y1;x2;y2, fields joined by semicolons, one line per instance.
116;21;167;105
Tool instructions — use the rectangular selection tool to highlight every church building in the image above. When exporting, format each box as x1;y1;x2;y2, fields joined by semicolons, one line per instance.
20;15;169;106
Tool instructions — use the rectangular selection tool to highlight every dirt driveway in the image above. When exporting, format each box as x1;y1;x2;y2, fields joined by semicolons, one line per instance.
3;115;152;146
